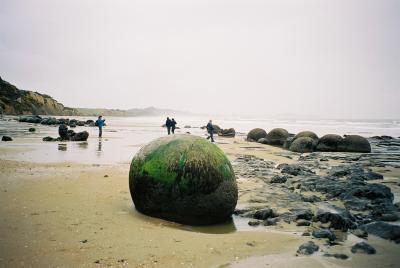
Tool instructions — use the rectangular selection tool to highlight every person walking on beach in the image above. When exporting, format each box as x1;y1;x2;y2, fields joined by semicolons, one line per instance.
206;120;215;142
165;117;172;135
171;118;177;134
95;116;106;138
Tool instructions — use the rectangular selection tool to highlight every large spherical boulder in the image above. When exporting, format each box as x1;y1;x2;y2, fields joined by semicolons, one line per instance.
266;128;289;145
129;134;238;225
289;137;316;153
339;135;371;153
316;134;343;152
294;131;319;142
247;128;267;142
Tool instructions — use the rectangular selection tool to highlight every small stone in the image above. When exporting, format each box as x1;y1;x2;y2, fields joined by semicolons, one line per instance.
1;136;12;141
312;229;336;241
323;253;349;260
297;241;319;255
351;242;376;254
248;220;261;226
296;219;311;226
352;229;368;239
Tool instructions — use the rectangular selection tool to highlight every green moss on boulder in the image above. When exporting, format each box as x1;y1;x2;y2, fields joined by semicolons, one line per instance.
129;134;238;225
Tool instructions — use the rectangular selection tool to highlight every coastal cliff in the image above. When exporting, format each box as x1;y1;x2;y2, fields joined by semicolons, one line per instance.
0;76;77;116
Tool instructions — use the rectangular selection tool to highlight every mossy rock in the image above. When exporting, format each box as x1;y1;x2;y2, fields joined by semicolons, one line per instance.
247;128;267;142
316;134;343;152
218;128;235;137
338;135;371;153
129;134;238;225
289;137;316;153
266;128;289;145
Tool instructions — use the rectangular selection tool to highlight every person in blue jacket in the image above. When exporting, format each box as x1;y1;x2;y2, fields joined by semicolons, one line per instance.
95;116;106;138
206;120;215;142
165;117;172;135
171;118;177;134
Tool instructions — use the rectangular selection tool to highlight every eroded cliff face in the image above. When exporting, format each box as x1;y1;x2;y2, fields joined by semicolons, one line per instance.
0;76;77;115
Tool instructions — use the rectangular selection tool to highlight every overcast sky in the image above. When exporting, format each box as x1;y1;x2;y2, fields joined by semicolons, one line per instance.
0;0;399;119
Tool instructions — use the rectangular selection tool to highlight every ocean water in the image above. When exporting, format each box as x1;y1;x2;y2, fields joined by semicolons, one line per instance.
0;115;399;164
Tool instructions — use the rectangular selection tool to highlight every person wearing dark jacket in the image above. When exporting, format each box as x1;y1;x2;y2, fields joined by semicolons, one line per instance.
206;120;215;142
171;118;177;134
165;117;172;135
95;116;106;138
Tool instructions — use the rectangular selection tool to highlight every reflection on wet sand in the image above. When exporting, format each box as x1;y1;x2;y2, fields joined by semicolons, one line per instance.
58;143;67;151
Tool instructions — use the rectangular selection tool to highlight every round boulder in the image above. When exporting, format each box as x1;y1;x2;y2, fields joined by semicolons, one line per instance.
247;128;267;142
339;135;371;153
289;137;316;153
2;136;12;141
129;134;238;225
218;128;235;137
316;134;344;152
293;131;319;142
266;128;289;145
28;128;36;132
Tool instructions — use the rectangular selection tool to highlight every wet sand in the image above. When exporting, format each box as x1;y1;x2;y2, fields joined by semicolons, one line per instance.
1;135;400;267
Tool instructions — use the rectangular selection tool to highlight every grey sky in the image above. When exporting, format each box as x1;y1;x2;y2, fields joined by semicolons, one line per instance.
1;0;399;119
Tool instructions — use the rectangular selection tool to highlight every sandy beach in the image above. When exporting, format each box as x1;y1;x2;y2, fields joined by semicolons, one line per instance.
1;126;400;267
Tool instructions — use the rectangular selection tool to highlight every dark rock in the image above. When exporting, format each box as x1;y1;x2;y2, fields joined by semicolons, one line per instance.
297;241;319;255
339;135;371;153
257;138;269;144
218;128;235;137
253;208;276;220
42;136;60;142
323;253;349;260
291;208;314;221
19;115;42;123
351;229;368;239
280;164;315;176
28;128;36;132
129;135;238;225
2;136;12;141
312;229;336;241
266;128;289;145
58;124;69;140
359;221;400;243
351;242;376;254
248;220;261;226
316;134;344;152
296;219;311;226
270;175;288;184
301;195;321;203
263;217;279;226
289;137;316;153
71;131;89;141
316;210;357;231
293;131;319;141
247;128;267;142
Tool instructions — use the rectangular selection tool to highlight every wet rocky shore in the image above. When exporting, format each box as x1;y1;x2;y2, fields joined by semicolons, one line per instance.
232;136;400;258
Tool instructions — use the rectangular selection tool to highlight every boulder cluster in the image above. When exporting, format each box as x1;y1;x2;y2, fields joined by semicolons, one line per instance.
19;115;96;127
247;128;371;153
43;124;89;142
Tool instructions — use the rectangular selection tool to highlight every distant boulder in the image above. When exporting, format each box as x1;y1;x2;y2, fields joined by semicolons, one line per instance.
316;134;344;152
247;128;267;142
266;128;289;145
289;137;316;153
339;135;371;153
2;136;12;141
218;128;235;137
71;131;89;141
294;131;318;141
28;128;36;132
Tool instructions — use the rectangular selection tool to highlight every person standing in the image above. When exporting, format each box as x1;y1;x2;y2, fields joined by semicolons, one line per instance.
206;120;215;142
95;115;106;138
165;117;172;135
171;118;177;134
